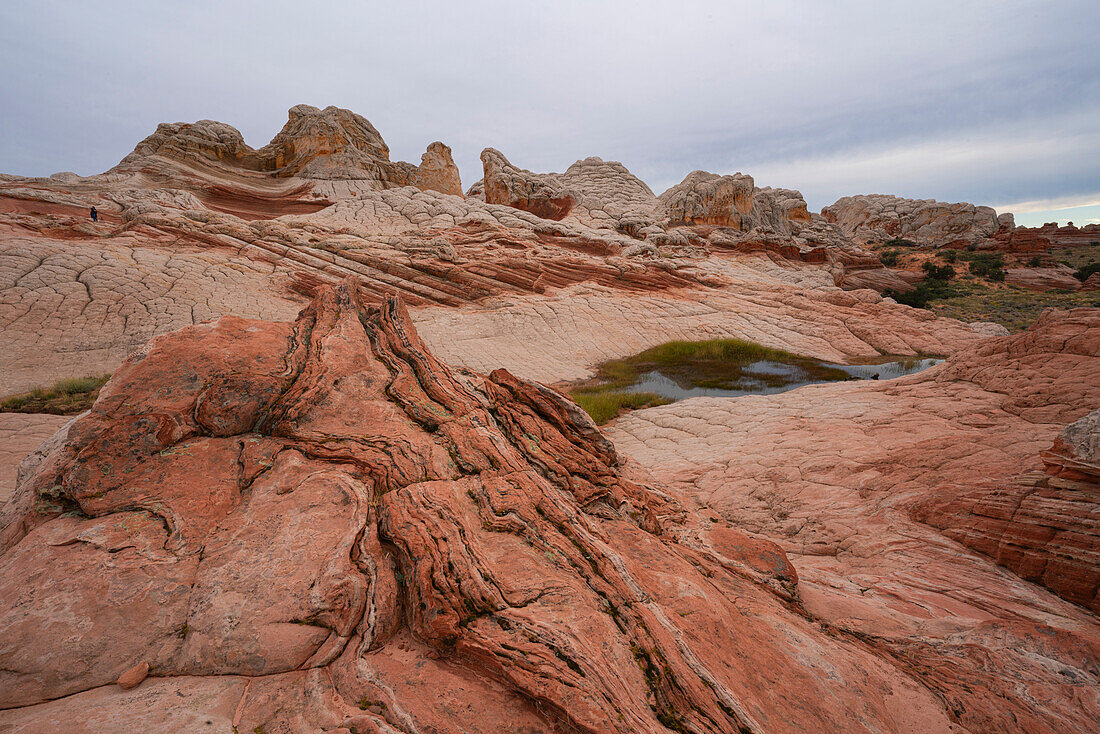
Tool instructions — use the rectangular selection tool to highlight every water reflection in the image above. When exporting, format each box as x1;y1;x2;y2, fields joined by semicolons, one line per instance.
624;357;943;402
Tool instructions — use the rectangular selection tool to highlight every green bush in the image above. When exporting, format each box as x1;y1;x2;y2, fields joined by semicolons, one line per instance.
1027;256;1043;267
879;249;899;267
1075;262;1100;282
964;252;1005;281
937;249;959;262
885;285;933;308
884;237;918;248
921;261;956;281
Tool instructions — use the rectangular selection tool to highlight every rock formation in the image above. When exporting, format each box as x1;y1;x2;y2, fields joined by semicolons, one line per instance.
1;110;975;395
480;148;577;220
1006;265;1098;291
1;103;1098;733
657;171;755;228
1017;221;1100;248
0;280;993;733
913;405;1100;611
115;104;462;204
823;194;1013;248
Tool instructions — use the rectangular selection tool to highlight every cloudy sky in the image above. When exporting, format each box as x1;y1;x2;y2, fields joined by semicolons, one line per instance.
2;1;1097;226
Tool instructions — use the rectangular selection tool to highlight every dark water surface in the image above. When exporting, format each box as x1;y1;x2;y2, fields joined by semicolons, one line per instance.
623;357;943;402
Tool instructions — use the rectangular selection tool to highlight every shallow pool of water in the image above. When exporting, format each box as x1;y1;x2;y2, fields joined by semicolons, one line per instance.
623;357;943;401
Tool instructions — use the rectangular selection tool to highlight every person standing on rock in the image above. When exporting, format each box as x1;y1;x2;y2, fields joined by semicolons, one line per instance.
90;206;98;222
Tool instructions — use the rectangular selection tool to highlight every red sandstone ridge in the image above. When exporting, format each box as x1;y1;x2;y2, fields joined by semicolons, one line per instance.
1015;221;1100;249
908;313;1100;611
0;280;1010;733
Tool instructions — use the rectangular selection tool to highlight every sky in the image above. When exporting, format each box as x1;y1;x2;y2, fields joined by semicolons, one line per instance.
2;1;1097;227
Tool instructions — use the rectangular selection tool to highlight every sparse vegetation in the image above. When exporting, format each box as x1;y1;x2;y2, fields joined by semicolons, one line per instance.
929;280;1100;331
883;237;918;248
961;251;1005;281
570;390;671;425
879;249;900;266
0;375;110;415
937;249;959;263
1049;242;1100;269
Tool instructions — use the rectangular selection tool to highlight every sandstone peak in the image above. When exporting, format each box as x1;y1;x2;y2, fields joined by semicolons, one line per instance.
115;104;462;195
658;170;756;227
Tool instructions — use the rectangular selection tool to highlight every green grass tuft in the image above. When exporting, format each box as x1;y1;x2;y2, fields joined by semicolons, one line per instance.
1;374;110;415
571;390;671;425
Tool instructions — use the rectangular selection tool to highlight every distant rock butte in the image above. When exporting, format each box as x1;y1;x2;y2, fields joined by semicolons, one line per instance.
823;194;1013;248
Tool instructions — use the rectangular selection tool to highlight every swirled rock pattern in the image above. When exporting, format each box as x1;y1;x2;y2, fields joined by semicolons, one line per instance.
1;281;983;733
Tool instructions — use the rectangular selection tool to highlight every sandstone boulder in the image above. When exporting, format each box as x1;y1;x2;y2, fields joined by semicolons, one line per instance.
480;148;577;220
658;170;755;228
1043;408;1100;482
823;194;1009;247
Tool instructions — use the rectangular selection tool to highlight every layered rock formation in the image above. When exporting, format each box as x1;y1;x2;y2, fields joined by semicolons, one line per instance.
1;281;985;733
823;194;1013;248
1006;265;1098;292
609;308;1100;733
117;104;462;196
0;108;982;395
1017;221;1100;248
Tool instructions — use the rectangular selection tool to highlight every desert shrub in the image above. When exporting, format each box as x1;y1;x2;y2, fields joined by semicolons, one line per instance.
964;252;1005;281
1027;256;1043;267
884;237;918;248
937;249;959;262
921;261;956;281
879;249;900;266
1075;262;1100;282
1;374;110;415
885;285;933;308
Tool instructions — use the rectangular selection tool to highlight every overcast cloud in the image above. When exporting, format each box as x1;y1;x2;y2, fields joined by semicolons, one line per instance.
2;1;1097;225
